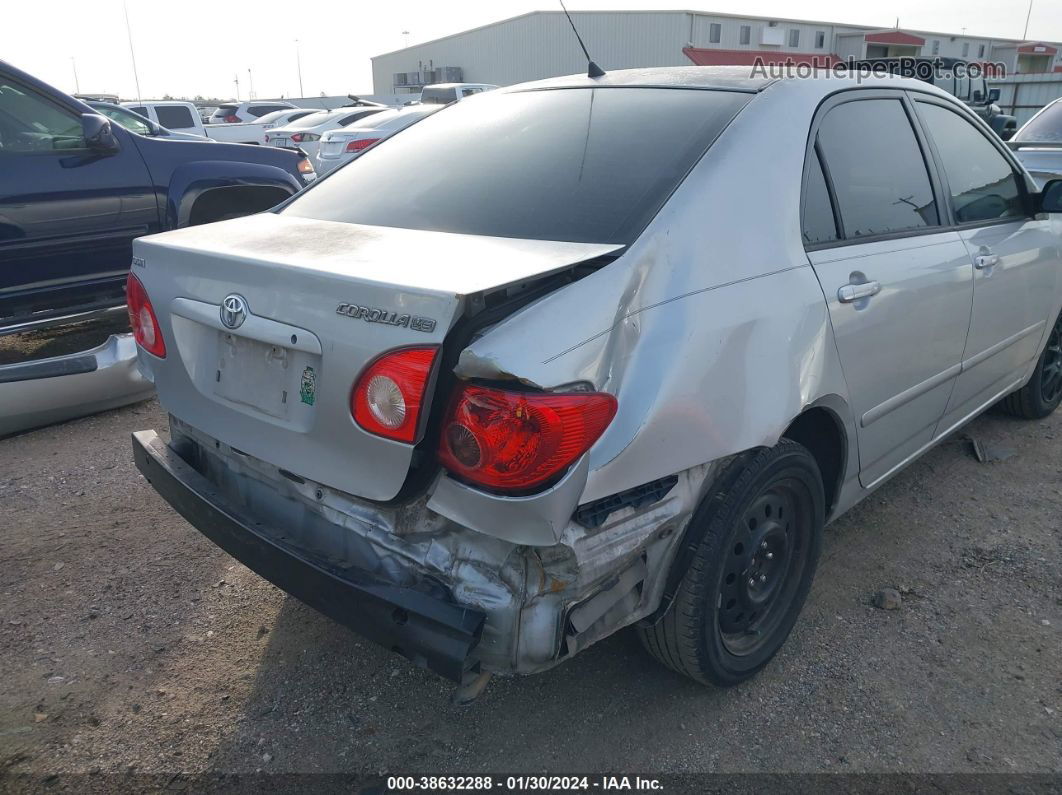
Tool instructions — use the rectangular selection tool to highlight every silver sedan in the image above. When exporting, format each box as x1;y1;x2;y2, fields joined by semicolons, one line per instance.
129;67;1062;692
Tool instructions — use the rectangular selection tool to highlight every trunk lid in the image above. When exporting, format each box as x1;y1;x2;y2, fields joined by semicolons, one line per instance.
133;213;620;501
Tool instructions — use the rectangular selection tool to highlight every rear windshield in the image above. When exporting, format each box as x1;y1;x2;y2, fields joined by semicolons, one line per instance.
285;111;335;128
1014;101;1062;143
283;87;751;244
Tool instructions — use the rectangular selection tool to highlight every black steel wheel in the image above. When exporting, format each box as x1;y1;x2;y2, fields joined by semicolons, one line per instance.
999;310;1062;420
638;440;824;687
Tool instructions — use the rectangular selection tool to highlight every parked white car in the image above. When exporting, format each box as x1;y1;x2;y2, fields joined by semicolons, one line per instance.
265;107;388;161
123;100;279;145
314;105;442;175
88;101;208;142
208;100;297;124
258;108;318;131
1009;97;1062;188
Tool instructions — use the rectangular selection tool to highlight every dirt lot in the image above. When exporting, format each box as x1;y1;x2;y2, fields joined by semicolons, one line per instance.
0;397;1059;777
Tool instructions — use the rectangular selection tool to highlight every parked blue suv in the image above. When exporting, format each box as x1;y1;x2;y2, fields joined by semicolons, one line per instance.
0;60;314;329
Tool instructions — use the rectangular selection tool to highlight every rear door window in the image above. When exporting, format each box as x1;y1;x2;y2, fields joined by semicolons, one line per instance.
802;150;839;245
915;101;1026;223
128;105;148;118
154;105;196;130
283;87;751;244
816;98;938;238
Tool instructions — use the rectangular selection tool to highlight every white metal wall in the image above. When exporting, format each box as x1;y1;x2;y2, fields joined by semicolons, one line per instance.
371;10;1062;95
372;12;692;93
989;72;1062;125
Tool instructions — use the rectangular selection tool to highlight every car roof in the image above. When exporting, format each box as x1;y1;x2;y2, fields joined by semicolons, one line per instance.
506;65;943;95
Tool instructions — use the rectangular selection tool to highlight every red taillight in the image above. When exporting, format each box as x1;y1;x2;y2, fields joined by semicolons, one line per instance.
438;385;617;494
346;137;380;153
223;114;240;123
290;132;304;143
126;273;166;358
351;347;439;443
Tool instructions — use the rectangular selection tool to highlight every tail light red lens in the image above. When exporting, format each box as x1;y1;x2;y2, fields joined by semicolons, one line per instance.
223;114;240;123
438;385;617;493
351;347;439;443
346;137;380;153
126;273;166;358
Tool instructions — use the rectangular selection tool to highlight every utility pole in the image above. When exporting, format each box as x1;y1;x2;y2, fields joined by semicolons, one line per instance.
248;68;255;100
402;30;410;48
234;73;240;102
71;57;80;94
123;1;143;102
1022;0;1034;40
295;39;304;98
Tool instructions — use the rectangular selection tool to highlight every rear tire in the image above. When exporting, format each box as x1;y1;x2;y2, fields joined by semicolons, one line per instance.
998;311;1062;420
638;441;824;687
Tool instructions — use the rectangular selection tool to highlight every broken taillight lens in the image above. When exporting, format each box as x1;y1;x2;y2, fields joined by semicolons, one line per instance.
126;272;166;358
438;385;617;494
351;347;439;443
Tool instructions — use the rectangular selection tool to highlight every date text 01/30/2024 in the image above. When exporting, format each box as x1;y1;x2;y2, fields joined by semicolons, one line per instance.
385;776;664;791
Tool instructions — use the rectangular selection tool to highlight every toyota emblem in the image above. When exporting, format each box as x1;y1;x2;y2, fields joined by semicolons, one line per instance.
220;294;248;329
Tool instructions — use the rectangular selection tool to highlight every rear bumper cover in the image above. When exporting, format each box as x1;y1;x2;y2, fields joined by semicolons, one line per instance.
0;333;154;438
131;429;485;682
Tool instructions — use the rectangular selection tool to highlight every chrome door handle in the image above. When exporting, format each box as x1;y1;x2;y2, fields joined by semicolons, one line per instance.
975;254;1000;269
837;281;881;303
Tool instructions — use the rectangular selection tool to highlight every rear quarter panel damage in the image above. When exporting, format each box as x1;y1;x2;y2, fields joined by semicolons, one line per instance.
453;83;855;508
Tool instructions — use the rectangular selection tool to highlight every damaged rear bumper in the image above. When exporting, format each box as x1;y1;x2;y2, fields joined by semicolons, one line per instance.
131;429;486;682
0;332;154;438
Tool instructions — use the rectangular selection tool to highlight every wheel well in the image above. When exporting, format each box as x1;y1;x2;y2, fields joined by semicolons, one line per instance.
187;185;292;226
782;407;845;515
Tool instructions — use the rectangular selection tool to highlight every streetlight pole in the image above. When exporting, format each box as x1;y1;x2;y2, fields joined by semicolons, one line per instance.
1022;0;1035;40
248;68;255;100
123;1;143;102
234;73;240;102
71;57;80;94
295;39;304;98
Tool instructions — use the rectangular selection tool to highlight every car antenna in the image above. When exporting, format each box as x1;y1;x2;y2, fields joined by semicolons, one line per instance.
559;0;605;78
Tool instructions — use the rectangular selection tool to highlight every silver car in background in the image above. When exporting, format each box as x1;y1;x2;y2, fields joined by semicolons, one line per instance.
127;68;1062;695
314;105;442;175
1009;97;1062;187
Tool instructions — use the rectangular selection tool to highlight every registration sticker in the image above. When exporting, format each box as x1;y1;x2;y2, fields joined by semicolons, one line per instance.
299;366;317;406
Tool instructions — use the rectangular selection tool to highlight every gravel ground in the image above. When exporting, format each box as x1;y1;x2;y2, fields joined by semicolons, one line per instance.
0;398;1059;777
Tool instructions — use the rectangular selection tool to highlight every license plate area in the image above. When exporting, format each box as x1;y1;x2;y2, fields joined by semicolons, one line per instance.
213;332;319;423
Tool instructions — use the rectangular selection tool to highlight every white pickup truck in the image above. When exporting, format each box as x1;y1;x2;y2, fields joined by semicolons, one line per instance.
121;100;297;145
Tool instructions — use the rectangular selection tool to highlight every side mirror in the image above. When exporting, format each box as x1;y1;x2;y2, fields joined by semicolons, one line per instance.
81;113;119;153
988;88;1001;103
1039;180;1062;214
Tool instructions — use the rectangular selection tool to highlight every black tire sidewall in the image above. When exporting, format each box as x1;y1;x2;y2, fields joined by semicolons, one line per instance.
694;445;825;686
1028;334;1062;417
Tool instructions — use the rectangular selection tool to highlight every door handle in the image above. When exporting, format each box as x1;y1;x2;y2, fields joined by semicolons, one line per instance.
974;254;1000;269
837;281;881;303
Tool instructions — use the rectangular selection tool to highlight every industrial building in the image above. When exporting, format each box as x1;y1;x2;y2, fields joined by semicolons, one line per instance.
371;9;1062;96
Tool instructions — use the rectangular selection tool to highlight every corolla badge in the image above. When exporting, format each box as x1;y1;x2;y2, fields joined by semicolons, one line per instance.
220;294;248;329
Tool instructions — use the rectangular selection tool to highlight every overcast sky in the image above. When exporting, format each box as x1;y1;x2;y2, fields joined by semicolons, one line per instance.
3;0;1059;100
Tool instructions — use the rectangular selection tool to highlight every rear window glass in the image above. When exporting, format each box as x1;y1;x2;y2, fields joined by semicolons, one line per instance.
421;87;457;104
155;105;196;130
286;111;333;129
283;88;751;244
1014;100;1062;143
